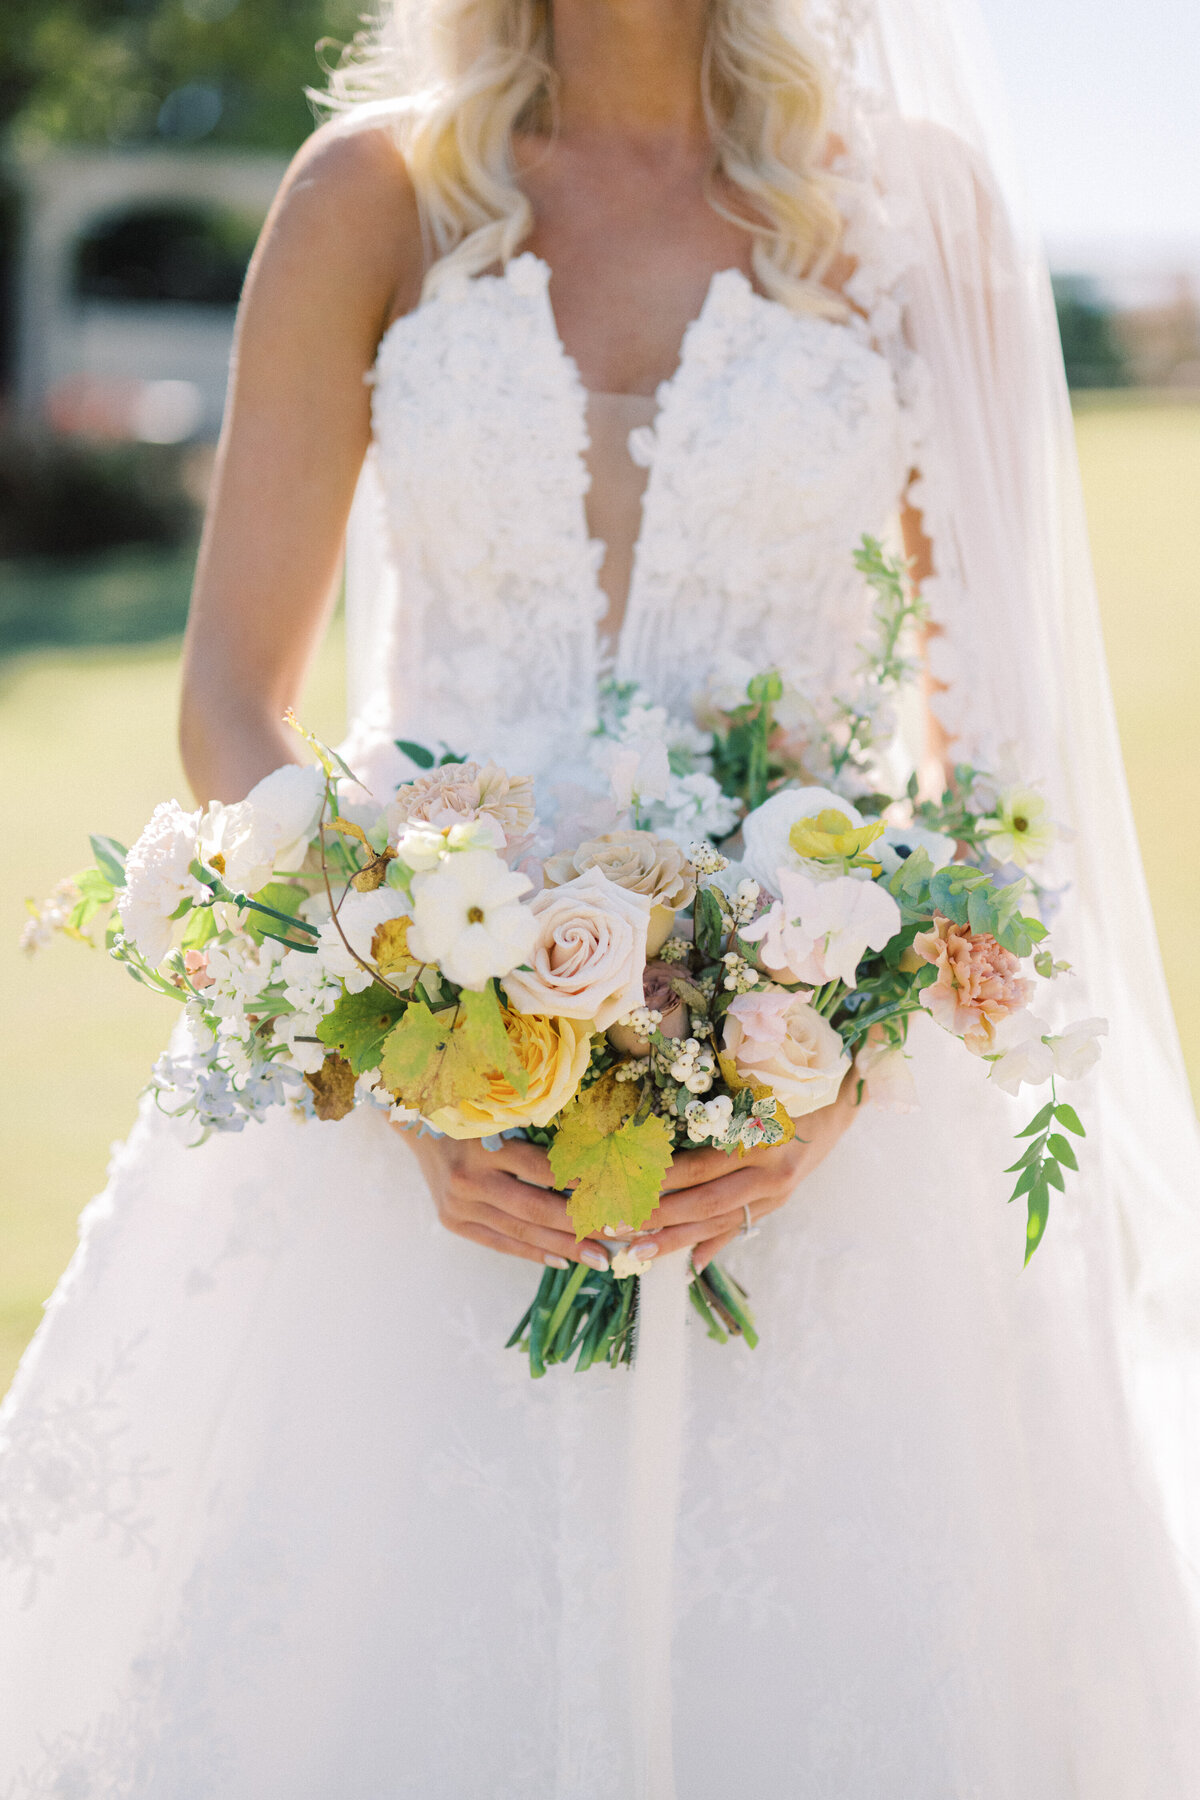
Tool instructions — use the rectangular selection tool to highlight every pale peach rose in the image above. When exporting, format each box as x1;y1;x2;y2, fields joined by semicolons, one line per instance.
386;761;536;848
543;831;696;957
501;867;650;1031
913;913;1034;1054
607;960;690;1055
428;1011;593;1139
723;987;850;1119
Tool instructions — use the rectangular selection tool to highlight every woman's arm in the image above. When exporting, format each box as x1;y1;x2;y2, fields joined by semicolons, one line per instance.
179;118;424;805
901;487;953;790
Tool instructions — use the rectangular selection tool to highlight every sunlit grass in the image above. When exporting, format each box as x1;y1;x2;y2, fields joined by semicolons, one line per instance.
1;398;1197;1392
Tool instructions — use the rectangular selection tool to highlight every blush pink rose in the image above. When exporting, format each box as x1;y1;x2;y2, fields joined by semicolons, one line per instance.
913;913;1034;1054
722;987;850;1119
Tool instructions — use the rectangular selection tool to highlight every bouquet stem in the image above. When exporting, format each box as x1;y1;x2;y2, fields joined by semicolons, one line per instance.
509;1259;756;1376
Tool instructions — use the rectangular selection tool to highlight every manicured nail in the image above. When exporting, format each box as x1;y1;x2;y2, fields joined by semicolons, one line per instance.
631;1242;659;1262
544;1254;569;1269
581;1249;609;1271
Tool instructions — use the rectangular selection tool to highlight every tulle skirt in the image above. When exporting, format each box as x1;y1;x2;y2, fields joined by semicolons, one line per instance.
2;1013;1198;1798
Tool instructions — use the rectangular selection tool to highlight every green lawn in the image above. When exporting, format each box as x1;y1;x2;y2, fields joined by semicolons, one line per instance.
1;398;1198;1393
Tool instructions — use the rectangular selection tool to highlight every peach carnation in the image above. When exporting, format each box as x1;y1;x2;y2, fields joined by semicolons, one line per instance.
913;913;1034;1054
386;761;536;848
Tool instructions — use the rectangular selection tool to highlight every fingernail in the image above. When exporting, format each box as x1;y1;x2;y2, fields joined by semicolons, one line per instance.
631;1243;659;1263
544;1254;569;1269
581;1249;609;1271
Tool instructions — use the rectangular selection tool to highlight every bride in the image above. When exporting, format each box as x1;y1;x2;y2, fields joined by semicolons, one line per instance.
4;0;1200;1793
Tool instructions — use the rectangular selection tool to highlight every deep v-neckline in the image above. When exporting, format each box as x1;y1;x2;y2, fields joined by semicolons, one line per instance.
516;252;753;676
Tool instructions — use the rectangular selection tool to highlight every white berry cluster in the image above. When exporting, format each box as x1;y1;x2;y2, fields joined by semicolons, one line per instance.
721;951;761;994
669;1038;717;1094
614;1056;651;1083
727;878;762;926
657;936;692;965
685;1094;734;1144
688;841;729;876
623;1004;663;1037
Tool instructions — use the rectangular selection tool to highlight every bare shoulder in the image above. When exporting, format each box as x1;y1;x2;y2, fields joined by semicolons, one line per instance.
245;113;426;344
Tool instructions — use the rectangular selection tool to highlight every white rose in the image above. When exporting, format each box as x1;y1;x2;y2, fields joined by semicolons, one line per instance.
501;866;650;1030
741;787;864;894
407;850;536;992
117;799;205;965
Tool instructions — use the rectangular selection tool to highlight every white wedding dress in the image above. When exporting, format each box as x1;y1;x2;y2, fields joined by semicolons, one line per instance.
3;248;1200;1799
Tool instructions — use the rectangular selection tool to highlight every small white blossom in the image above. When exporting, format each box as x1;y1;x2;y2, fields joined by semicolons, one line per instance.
408;849;535;990
19;879;81;954
117;800;206;965
721;951;761;995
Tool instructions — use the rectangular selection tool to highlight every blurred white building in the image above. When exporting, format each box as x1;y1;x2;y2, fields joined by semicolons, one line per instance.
13;147;286;442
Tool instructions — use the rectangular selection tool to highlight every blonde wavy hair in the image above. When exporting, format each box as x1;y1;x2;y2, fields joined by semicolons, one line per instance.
325;0;845;316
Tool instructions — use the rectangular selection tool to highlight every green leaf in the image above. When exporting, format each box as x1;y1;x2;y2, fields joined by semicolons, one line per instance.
694;886;726;962
1017;1102;1055;1138
1044;1158;1066;1190
89;834;128;885
886;845;934;908
179;906;219;950
394;738;436;770
1054;1102;1086;1137
75;867;115;904
243;882;305;946
379;988;529;1114
1008;1163;1038;1202
1046;1132;1079;1172
1005;1136;1047;1173
317;983;408;1075
1025;1176;1051;1264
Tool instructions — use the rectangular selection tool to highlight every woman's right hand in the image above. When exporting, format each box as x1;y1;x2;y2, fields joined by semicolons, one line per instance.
399;1129;612;1273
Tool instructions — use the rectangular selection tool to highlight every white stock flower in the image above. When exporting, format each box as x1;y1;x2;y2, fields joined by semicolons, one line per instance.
875;823;956;879
741;869;901;988
117;799;206;965
741;787;865;895
657;772;741;841
407;849;535;991
1048;1016;1107;1080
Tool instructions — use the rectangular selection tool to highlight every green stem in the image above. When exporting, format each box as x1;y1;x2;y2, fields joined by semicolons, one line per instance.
688;1276;729;1343
542;1260;589;1349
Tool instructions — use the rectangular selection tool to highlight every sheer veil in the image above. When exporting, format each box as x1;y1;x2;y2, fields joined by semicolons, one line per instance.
806;0;1200;1550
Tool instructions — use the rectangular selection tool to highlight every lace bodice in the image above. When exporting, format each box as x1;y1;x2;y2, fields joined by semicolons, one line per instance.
354;251;918;787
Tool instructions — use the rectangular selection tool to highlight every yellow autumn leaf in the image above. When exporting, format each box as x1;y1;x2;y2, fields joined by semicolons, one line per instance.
548;1072;676;1239
371;916;415;976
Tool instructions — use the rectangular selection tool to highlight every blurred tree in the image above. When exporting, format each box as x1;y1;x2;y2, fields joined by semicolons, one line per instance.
0;0;366;154
1053;275;1131;391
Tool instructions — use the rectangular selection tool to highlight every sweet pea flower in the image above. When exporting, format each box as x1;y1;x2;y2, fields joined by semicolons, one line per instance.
1048;1016;1107;1080
855;1037;919;1113
985;1011;1055;1094
740;868;902;988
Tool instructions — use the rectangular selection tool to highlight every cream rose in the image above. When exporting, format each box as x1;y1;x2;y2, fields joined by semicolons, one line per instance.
723;987;850;1119
501;867;650;1031
543;831;696;957
428;1011;593;1139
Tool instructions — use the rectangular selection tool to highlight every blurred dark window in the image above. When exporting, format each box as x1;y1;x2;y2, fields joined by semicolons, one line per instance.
73;204;257;306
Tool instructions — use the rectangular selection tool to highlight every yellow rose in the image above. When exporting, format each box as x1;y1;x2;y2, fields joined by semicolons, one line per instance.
428;1010;594;1139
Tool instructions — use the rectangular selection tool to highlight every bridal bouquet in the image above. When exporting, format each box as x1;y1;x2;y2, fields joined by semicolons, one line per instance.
26;541;1104;1373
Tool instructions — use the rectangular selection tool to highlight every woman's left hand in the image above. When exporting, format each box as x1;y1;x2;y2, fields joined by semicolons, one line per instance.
637;1071;861;1272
